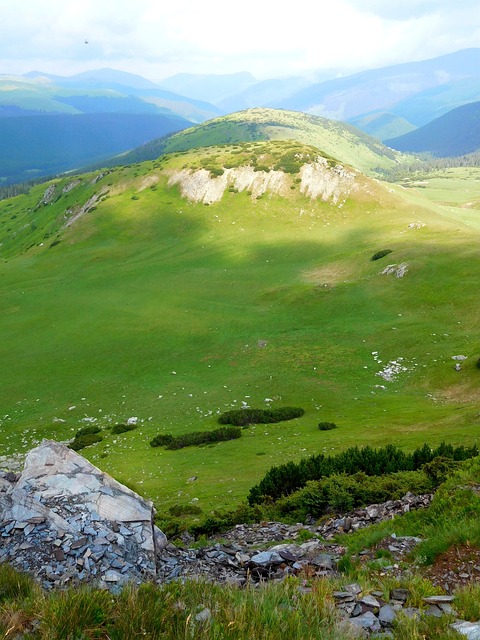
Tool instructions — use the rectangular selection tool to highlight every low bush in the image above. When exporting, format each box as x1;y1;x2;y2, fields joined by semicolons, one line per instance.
218;407;304;426
75;425;101;437
371;249;393;261
318;422;337;431
70;433;103;451
275;469;433;521
111;423;136;435
150;426;241;450
149;433;174;448
248;441;479;505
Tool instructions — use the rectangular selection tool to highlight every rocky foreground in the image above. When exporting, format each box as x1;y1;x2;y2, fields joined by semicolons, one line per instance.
0;440;166;589
1;441;480;638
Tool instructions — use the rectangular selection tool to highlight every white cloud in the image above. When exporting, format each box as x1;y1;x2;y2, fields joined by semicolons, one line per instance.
0;0;478;79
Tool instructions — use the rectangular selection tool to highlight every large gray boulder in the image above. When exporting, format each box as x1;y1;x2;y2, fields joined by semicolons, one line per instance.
0;440;166;589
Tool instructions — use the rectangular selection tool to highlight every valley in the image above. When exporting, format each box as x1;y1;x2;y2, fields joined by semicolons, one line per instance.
1;119;480;521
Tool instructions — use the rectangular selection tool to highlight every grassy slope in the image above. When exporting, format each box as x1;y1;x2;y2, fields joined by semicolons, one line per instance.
1;143;480;519
111;108;406;176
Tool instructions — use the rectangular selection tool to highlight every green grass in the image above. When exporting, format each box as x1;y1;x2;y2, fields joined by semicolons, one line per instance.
0;572;350;640
1;145;480;517
115;107;408;175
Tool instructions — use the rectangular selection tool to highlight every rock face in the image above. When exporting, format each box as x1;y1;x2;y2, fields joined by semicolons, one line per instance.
0;440;165;589
167;159;358;205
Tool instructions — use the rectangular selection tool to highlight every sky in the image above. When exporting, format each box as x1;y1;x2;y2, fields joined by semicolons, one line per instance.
1;0;479;81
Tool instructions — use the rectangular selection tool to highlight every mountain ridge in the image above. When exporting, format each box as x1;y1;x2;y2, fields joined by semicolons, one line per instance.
386;101;480;157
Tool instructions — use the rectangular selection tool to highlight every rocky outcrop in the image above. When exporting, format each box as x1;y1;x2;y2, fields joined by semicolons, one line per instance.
156;493;432;586
0;440;166;590
381;263;409;278
63;188;109;228
167;160;358;205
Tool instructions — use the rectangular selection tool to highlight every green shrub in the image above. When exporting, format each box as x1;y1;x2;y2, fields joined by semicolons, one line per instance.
150;426;241;450
423;456;460;484
218;407;304;426
149;433;174;448
75;425;101;437
318;422;337;431
371;249;393;261
111;423;136;435
248;442;478;505
70;433;103;451
208;168;224;177
275;469;433;520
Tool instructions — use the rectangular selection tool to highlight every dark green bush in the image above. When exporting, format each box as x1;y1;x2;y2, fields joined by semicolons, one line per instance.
70;433;103;451
111;423;136;434
149;433;174;448
218;407;304;426
75;425;101;437
477;357;480;369
150;426;241;450
371;249;393;261
247;442;479;505
208;167;224;177
276;469;434;520
318;422;337;431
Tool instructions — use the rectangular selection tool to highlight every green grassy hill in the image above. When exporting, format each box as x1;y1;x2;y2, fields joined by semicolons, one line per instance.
107;108;406;176
1;138;480;518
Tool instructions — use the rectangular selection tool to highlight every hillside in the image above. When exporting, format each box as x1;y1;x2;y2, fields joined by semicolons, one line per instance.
106;108;405;176
386;101;480;157
0;112;190;184
1;136;480;518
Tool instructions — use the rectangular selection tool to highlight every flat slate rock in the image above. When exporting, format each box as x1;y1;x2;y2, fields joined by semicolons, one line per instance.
423;595;455;604
349;611;381;632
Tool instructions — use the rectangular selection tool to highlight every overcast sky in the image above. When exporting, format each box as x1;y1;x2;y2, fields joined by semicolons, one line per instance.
1;0;479;81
